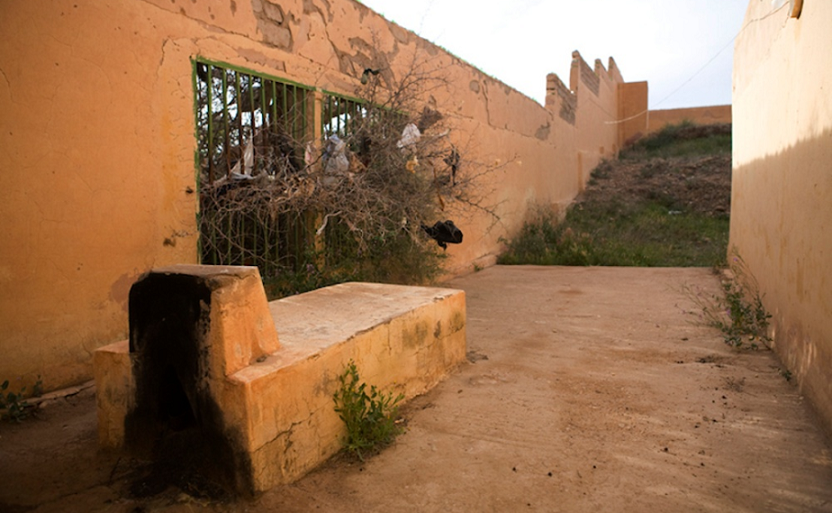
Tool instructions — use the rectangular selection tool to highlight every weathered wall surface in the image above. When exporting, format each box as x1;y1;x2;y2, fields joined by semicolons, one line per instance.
570;53;622;193
731;0;832;433
0;1;202;392
617;83;733;145
617;81;649;146
1;0;632;391
647;105;732;134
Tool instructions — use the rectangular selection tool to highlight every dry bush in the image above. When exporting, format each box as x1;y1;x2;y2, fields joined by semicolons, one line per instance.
197;49;504;297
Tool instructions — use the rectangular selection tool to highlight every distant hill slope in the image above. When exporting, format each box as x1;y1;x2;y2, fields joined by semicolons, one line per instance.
500;122;732;267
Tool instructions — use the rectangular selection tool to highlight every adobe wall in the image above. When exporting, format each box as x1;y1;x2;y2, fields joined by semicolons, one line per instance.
731;0;832;433
569;53;622;193
616;81;731;146
0;0;630;391
617;81;649;146
647;105;732;134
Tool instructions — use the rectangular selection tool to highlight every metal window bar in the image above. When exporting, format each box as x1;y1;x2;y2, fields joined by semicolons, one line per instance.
321;92;404;143
195;59;316;280
195;63;409;292
318;92;379;267
321;94;365;139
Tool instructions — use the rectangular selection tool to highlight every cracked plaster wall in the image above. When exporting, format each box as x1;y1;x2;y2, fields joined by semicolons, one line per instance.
2;0;634;391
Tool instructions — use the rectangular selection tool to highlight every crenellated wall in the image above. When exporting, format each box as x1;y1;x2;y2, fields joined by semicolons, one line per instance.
1;0;640;392
569;53;622;192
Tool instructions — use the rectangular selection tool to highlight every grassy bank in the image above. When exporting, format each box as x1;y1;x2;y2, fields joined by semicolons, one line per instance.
499;122;731;267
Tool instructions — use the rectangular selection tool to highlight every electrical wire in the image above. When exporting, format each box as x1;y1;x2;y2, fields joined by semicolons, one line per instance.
603;2;789;125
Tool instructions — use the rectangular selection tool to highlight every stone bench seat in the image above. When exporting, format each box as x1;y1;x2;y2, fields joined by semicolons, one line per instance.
94;266;466;494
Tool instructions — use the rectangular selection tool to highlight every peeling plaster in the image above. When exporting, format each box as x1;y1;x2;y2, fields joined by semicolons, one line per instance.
163;229;194;248
331;36;396;87
389;23;410;45
481;81;493;128
257;0;284;22
252;0;294;51
259;21;293;51
235;47;286;71
109;270;143;312
535;122;551;141
303;0;333;23
419;39;439;56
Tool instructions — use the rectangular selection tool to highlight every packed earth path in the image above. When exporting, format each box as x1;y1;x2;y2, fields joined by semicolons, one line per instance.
3;266;832;512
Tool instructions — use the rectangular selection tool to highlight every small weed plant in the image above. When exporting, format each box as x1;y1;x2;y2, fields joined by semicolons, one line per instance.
1;376;43;422
333;361;404;460
687;251;772;349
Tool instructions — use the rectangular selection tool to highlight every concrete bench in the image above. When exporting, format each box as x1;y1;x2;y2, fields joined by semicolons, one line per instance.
93;265;466;494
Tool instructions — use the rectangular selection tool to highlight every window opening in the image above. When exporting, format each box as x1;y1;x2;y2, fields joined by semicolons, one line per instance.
194;59;315;278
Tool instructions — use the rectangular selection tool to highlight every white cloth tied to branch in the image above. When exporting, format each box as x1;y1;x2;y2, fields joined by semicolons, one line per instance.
230;138;255;176
323;135;350;175
397;123;421;152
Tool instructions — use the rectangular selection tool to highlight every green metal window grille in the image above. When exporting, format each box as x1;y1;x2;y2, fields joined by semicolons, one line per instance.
195;59;313;183
193;62;415;290
321;93;366;139
320;91;405;142
194;59;315;278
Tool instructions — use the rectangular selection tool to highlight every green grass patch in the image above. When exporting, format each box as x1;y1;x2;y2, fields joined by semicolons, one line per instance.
499;204;728;267
623;134;731;159
500;121;731;268
621;121;732;159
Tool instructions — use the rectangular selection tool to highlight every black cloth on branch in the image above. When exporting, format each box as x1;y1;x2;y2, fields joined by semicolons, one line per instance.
421;220;463;250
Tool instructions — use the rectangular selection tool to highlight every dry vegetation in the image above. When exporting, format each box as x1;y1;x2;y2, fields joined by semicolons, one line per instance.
197;53;503;297
500;122;732;267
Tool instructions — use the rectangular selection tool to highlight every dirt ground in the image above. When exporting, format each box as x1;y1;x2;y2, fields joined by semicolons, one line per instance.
581;152;732;217
3;266;832;512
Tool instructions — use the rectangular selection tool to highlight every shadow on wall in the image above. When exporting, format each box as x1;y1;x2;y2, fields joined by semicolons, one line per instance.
729;127;832;435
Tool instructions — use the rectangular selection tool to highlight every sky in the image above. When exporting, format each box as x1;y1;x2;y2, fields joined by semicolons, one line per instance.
358;0;750;110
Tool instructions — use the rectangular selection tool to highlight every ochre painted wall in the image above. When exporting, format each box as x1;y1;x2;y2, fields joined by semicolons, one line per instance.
647;105;732;134
731;0;832;434
1;1;202;391
616;83;731;146
618;100;733;146
570;53;621;193
1;0;635;392
617;81;649;146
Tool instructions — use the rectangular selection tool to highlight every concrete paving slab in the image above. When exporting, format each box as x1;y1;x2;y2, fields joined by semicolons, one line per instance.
2;266;831;512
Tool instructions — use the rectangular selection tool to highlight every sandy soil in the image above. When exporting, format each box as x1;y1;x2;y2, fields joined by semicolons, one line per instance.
2;266;832;512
